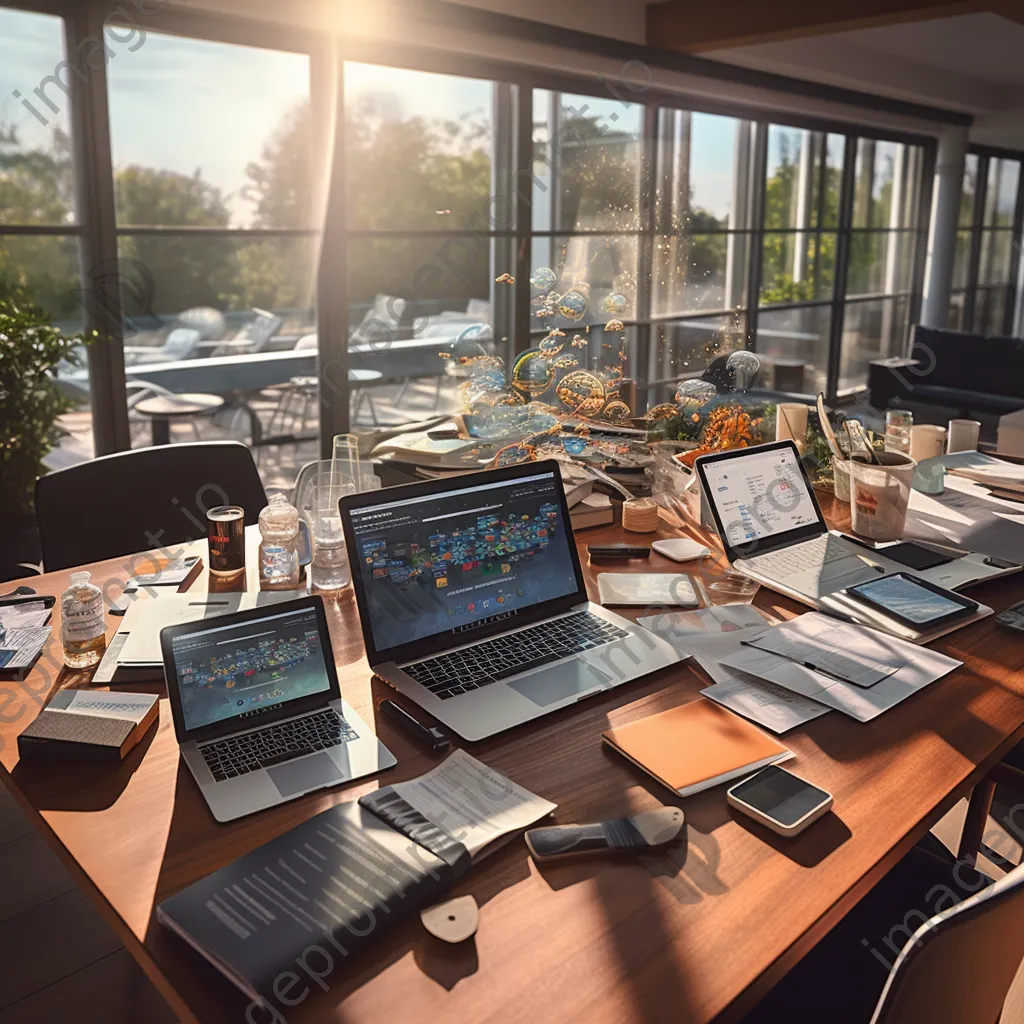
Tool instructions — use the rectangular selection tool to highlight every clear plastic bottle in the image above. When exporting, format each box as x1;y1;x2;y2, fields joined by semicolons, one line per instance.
61;571;107;668
258;493;302;590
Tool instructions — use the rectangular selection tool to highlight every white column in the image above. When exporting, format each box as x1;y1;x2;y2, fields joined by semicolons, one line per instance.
791;130;813;282
920;125;969;329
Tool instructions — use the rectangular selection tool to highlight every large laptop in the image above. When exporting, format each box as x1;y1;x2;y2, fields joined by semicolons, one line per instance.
161;596;395;823
693;440;1022;606
338;460;682;741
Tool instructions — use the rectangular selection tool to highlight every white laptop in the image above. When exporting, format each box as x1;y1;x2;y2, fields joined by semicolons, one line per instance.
161;596;395;823
694;441;955;605
338;459;683;742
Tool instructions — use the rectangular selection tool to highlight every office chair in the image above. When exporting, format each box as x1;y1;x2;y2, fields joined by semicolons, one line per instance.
35;441;267;572
742;833;1024;1024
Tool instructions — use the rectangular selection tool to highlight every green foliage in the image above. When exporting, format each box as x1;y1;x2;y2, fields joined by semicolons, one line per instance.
0;279;89;522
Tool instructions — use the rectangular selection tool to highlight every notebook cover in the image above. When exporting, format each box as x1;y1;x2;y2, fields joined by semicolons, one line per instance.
602;699;791;797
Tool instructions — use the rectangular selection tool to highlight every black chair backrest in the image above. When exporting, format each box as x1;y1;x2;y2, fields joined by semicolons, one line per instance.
871;861;1024;1024
35;441;267;572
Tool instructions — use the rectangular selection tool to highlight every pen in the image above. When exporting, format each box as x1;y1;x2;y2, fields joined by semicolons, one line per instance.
855;554;886;573
380;699;450;753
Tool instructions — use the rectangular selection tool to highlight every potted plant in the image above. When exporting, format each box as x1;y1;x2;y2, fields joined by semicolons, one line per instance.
0;277;90;570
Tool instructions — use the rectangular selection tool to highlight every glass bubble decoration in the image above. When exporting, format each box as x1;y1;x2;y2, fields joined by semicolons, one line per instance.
555;369;606;418
674;379;718;406
530;266;557;295
602;292;628;316
557;289;588;322
726;350;761;391
561;436;587;456
511;348;555;395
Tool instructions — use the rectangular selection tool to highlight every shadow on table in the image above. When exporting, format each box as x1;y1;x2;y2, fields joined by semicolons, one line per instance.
13;717;159;813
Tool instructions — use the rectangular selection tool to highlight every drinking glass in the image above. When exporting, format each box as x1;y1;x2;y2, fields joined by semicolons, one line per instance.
309;473;350;593
884;410;913;455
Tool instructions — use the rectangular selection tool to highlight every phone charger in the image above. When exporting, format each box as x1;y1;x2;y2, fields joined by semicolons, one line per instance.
652;538;709;563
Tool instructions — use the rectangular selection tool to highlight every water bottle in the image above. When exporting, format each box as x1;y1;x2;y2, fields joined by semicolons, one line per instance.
258;494;302;590
61;571;107;668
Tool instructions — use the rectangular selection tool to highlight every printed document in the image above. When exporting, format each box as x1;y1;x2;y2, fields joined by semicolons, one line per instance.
391;749;556;858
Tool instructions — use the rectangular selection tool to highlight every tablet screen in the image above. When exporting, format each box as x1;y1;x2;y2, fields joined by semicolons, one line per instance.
851;575;968;625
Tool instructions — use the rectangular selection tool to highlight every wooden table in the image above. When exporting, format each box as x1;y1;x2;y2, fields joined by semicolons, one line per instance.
3;499;1024;1024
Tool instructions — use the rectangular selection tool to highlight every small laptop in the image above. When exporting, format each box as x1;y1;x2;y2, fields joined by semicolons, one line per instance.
161;596;395;823
338;459;682;742
695;440;910;604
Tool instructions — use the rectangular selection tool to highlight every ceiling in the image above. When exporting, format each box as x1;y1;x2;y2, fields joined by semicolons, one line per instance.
694;11;1024;146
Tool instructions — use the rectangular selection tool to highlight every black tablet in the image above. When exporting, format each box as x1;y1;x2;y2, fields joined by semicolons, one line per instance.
846;573;978;630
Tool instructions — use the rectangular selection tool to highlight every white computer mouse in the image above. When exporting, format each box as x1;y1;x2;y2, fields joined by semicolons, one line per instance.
652;538;711;563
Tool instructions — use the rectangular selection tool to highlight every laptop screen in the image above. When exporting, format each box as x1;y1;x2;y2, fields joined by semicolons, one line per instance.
346;468;580;654
701;444;822;549
168;605;332;733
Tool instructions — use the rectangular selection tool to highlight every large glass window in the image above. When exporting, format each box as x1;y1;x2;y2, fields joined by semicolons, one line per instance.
952;150;1023;336
344;63;510;433
107;30;316;479
839;139;924;391
0;8;87;457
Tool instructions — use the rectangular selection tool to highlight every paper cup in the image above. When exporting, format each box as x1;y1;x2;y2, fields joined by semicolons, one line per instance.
947;419;981;454
776;403;810;443
910;424;946;462
850;452;917;541
833;459;851;503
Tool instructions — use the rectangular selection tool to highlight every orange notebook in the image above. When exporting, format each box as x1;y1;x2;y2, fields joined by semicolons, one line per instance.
602;699;793;798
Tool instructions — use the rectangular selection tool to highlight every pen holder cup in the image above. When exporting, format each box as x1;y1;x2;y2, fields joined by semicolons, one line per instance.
849;452;916;541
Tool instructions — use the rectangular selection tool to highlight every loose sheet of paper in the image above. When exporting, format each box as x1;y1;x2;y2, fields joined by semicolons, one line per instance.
637;604;771;646
0;601;49;632
676;630;830;733
0;626;50;669
743;613;902;687
597;573;698;607
905;475;1024;562
701;672;830;734
390;749;556;859
719;641;961;722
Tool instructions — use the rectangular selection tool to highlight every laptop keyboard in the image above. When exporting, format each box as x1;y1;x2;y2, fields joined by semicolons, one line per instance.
199;709;358;782
745;534;837;579
401;610;629;700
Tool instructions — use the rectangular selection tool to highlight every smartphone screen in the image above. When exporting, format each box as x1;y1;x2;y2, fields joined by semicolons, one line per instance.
730;766;829;827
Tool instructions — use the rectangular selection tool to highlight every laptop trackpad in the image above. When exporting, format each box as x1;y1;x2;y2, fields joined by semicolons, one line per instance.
509;660;612;707
268;753;341;797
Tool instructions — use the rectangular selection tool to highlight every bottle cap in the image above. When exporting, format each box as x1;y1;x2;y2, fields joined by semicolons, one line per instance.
259;493;299;532
70;571;91;584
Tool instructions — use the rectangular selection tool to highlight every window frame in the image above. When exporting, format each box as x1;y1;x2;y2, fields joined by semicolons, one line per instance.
6;0;943;461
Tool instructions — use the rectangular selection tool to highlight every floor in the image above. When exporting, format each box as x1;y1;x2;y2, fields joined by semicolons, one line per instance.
0;784;177;1024
2;772;1022;1023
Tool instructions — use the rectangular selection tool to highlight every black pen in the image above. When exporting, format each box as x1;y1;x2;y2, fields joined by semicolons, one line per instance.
380;699;450;753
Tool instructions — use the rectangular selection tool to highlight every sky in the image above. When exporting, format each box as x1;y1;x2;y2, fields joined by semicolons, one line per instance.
0;7;755;231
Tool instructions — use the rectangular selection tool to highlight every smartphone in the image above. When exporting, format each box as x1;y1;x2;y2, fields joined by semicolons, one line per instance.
727;766;832;838
846;572;978;630
587;544;650;562
996;601;1024;634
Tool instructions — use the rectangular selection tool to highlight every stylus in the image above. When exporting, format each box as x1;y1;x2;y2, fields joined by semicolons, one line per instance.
380;699;450;753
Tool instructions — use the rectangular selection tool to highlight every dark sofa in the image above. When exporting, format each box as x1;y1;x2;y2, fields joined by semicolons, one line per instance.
867;325;1024;440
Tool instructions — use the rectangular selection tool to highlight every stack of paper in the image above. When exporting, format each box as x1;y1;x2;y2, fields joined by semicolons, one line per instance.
0;601;52;675
717;612;961;723
944;452;1024;494
638;606;829;734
